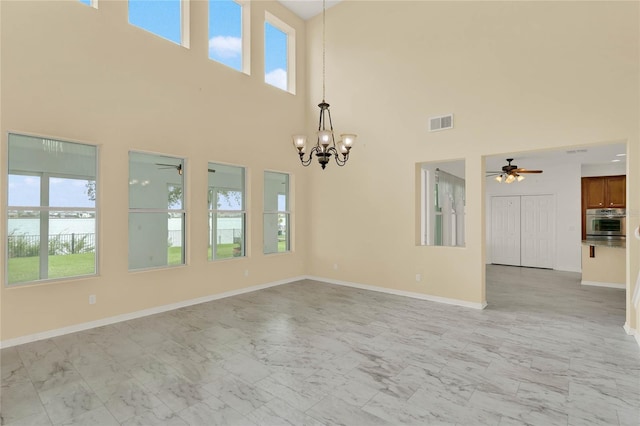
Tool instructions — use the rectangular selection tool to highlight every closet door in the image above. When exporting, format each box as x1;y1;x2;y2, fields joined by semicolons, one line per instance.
521;195;555;269
491;196;521;266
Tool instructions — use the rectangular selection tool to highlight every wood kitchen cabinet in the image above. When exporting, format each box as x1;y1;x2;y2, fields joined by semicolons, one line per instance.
581;175;626;239
582;175;626;209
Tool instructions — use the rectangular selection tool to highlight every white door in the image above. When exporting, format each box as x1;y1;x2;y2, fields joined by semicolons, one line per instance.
491;196;521;266
520;195;555;268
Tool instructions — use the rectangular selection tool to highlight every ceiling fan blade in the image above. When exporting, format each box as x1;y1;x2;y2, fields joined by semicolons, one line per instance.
514;169;543;173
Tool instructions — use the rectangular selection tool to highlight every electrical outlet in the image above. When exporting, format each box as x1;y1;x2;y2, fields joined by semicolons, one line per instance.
89;294;96;305
244;269;249;277
333;263;338;270
415;274;422;282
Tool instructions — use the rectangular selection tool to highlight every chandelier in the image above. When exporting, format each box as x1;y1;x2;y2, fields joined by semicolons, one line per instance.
292;0;356;169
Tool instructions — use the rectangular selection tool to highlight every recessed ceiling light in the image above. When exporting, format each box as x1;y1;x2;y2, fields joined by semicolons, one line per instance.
612;159;621;162
616;153;626;157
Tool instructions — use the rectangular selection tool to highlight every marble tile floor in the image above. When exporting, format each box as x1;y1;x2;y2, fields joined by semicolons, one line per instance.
1;265;639;425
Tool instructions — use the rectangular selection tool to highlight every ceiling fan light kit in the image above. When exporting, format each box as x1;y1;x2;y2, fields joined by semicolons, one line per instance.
488;158;542;184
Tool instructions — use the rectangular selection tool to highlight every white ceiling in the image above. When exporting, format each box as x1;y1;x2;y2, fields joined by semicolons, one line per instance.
485;143;627;173
277;0;342;20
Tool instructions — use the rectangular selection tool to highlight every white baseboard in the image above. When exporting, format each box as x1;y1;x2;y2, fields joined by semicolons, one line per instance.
306;275;487;310
624;322;640;347
581;280;625;290
1;276;306;349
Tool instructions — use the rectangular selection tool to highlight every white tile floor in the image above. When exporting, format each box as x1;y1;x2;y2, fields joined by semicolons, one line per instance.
1;265;639;425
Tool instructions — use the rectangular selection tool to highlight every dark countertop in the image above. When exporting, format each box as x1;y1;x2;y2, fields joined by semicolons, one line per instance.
582;239;626;249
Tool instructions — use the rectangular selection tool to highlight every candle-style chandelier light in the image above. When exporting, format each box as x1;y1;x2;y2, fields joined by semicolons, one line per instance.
292;0;357;169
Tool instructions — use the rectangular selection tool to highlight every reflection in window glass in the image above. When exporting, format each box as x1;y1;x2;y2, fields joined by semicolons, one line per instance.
209;0;243;71
419;161;466;247
209;163;245;260
128;0;182;45
129;152;185;270
264;171;289;254
7;134;98;285
264;21;288;91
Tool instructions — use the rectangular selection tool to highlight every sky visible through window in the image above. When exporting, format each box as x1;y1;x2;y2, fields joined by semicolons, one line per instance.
209;0;242;71
265;22;288;91
78;0;92;6
129;0;181;45
9;175;95;208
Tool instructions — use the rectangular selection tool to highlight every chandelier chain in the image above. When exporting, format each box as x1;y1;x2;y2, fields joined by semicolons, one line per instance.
322;0;326;102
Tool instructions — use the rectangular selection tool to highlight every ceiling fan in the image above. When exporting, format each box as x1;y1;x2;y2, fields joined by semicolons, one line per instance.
487;158;543;183
156;163;183;175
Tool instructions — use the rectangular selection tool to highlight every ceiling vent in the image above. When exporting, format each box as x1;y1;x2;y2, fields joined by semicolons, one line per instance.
429;114;454;132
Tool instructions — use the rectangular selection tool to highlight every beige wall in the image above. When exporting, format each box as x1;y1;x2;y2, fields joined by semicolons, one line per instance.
0;0;309;340
2;0;639;343
581;245;625;286
305;1;639;325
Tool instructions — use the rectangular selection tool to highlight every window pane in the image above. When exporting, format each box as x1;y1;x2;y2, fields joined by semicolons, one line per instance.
265;21;287;90
9;134;97;178
278;213;289;252
208;163;245;210
209;0;242;71
48;211;96;278
129;212;184;269
129;0;181;45
8;212;41;284
263;213;289;254
264;171;288;211
50;178;96;208
8;175;40;207
210;212;244;260
79;0;92;6
129;152;184;210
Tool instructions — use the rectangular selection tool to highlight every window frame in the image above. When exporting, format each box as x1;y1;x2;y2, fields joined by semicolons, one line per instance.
264;11;296;94
6;133;99;286
208;162;247;261
263;170;291;255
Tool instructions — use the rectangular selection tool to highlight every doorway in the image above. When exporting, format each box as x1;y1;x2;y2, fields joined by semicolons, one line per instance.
490;194;555;268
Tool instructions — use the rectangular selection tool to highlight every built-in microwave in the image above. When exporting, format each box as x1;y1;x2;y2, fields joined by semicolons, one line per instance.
585;208;626;239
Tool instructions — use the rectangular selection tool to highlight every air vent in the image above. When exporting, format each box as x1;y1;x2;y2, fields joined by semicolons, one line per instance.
429;114;454;132
566;149;588;154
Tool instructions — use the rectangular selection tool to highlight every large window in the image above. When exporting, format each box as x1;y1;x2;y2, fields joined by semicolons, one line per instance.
208;163;246;260
264;12;295;93
128;0;186;46
209;0;249;73
263;171;289;254
7;134;98;285
129;152;185;270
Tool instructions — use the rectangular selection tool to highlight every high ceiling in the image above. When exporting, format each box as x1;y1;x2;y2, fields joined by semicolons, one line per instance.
278;0;342;20
485;142;627;173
